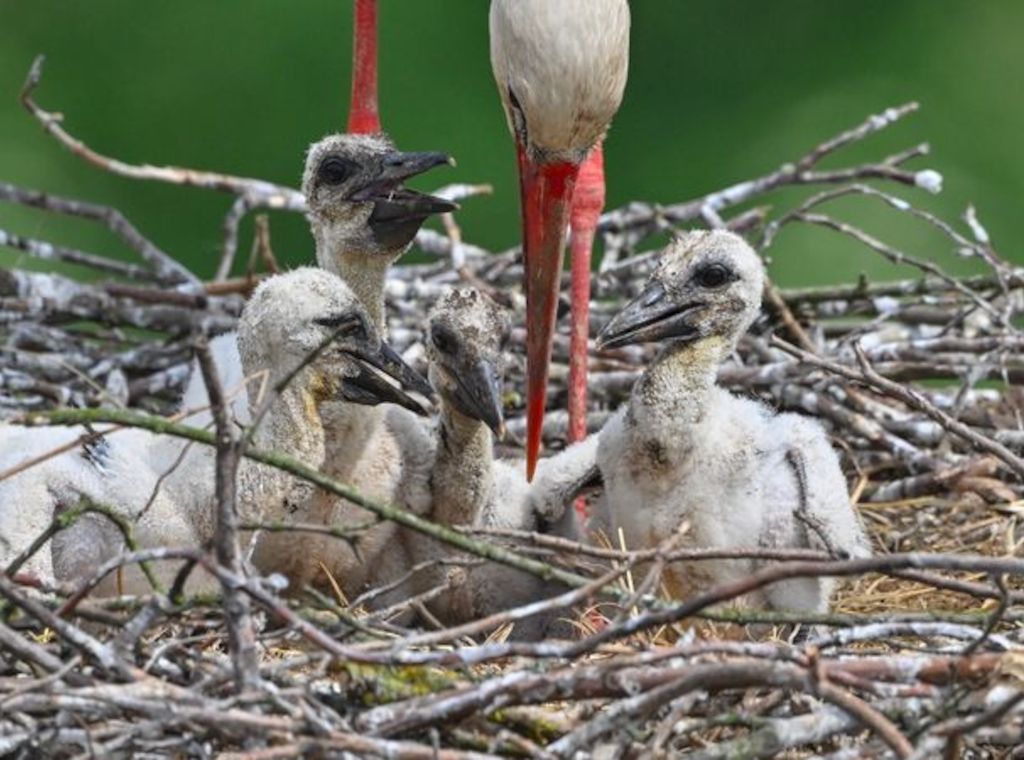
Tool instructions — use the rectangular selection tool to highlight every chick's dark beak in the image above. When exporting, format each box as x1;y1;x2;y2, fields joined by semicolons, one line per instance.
596;280;703;350
378;151;455;186
339;336;433;416
352;150;458;250
446;357;505;438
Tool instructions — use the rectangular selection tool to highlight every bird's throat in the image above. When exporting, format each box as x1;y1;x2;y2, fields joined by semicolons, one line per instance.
632;337;725;432
434;403;494;527
334;250;391;331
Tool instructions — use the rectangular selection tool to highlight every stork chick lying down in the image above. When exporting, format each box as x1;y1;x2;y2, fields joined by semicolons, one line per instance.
591;230;871;613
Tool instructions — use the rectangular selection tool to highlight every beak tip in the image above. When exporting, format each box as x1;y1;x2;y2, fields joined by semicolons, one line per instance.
525;452;538;483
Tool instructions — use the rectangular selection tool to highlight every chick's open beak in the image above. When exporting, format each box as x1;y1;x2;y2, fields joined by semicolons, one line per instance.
597;280;703;350
339;336;433;416
353;150;458;249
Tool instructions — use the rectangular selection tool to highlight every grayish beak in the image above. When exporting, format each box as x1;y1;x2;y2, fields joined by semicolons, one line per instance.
447;357;505;438
350;149;458;250
597;280;703;350
340;337;432;416
373;151;456;189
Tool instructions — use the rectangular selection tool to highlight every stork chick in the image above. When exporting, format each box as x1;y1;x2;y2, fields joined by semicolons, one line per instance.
594;231;870;613
233;267;429;590
165;135;449;595
398;288;584;639
302;134;455;329
177;133;453;425
0;268;426;596
0;423;202;594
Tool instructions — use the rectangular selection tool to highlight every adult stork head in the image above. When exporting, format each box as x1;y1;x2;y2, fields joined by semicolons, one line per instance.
489;0;630;479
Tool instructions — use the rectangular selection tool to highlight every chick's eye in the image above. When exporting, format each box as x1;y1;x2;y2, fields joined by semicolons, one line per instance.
694;263;732;289
350;320;369;341
431;325;457;354
318;156;355;185
315;312;366;339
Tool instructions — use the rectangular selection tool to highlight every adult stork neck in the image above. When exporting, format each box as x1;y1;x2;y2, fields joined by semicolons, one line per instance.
348;0;380;134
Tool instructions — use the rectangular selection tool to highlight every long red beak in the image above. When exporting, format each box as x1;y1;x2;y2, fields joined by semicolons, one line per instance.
516;143;580;481
348;0;380;134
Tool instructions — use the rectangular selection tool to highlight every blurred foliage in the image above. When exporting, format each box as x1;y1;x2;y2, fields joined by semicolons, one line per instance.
1;0;1021;286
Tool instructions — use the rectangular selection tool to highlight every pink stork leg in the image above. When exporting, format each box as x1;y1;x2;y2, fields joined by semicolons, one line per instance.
568;144;605;516
348;0;381;134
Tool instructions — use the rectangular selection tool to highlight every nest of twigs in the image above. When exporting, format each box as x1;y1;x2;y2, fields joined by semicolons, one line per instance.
2;57;1024;759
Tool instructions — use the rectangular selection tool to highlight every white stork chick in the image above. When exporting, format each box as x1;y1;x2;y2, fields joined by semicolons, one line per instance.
0;268;428;596
0;424;202;594
593;231;870;613
177;133;453;428
166;135;450;588
302;134;455;329
398;288;584;639
213;267;430;592
299;135;451;488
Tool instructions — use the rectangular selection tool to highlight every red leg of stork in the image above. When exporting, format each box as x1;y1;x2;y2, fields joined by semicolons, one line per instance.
568;144;604;444
569;144;604;516
348;0;380;134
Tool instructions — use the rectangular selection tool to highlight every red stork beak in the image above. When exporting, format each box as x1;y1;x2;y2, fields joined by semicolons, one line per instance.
348;0;381;134
516;142;581;481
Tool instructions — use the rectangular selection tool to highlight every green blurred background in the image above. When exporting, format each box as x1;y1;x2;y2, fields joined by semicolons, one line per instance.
1;1;1021;287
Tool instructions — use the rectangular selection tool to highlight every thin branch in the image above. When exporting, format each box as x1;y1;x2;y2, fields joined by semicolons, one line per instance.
194;335;260;691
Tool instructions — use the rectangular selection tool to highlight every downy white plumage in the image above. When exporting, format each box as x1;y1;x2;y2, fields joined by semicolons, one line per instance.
592;230;871;612
74;134;453;592
0;267;428;595
232;267;429;591
177;133;453;428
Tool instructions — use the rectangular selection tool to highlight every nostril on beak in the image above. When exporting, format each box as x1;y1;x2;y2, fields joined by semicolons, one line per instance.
642;282;666;308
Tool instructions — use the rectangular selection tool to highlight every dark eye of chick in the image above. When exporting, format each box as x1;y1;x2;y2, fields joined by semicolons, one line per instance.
693;262;733;289
318;156;357;185
314;312;366;339
431;324;458;354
